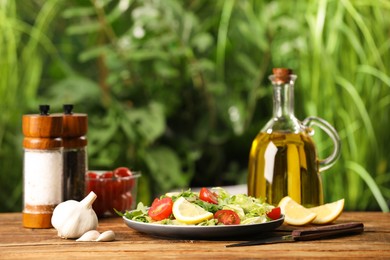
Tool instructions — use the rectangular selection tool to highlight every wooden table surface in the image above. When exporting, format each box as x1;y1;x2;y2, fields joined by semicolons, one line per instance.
0;212;389;259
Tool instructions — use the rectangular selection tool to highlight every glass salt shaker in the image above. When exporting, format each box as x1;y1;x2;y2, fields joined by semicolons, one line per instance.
22;105;63;228
62;104;88;201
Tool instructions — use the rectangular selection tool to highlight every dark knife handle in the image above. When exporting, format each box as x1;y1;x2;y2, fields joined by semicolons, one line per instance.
292;222;364;241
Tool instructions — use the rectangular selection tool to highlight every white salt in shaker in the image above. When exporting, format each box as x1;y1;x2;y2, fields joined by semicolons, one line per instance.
22;105;63;228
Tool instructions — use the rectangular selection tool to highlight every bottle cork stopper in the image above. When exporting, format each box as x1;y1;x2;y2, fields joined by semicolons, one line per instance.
272;68;293;84
61;104;88;148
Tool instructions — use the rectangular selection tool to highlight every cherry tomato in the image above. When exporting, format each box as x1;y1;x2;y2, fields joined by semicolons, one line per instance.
124;191;133;210
111;178;123;203
214;210;241;225
114;167;132;177
87;171;99;179
199;187;218;204
86;172;99;195
102;171;115;204
86;168;136;217
266;207;281;220
101;171;114;179
114;167;134;190
86;172;105;216
111;192;133;214
148;197;173;221
87;171;114;216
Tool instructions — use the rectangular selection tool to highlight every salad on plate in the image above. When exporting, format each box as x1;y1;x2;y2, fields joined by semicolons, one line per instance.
120;187;281;226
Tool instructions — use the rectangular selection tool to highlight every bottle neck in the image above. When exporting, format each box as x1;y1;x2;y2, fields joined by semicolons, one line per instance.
263;74;301;133
272;82;295;119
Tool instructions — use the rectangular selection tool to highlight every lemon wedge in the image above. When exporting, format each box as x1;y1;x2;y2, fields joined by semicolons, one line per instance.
172;197;213;224
278;196;317;226
309;199;344;224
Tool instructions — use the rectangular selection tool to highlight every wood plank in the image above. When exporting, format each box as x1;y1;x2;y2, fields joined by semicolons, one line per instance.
0;212;389;259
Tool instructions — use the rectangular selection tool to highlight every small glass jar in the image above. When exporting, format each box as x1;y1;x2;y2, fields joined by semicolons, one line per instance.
22;105;63;228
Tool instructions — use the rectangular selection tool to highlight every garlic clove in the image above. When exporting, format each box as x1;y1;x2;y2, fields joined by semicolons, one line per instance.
76;230;101;242
95;230;115;242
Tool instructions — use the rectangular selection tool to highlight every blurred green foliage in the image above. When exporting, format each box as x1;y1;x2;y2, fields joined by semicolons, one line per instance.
0;0;389;212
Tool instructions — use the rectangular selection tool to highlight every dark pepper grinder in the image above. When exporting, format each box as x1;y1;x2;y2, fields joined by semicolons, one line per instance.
62;104;88;201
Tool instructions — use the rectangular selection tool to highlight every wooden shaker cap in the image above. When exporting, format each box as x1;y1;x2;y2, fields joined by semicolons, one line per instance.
62;114;88;137
22;114;63;138
272;68;293;84
61;105;88;148
22;105;63;149
61;104;88;137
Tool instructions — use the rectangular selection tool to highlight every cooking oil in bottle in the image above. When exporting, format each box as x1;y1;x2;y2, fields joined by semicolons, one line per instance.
248;68;340;208
248;132;322;207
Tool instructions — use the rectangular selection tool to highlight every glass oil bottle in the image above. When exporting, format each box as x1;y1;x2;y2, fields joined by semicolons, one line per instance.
248;68;341;208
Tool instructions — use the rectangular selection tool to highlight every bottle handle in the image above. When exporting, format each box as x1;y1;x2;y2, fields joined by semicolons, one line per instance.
302;116;341;172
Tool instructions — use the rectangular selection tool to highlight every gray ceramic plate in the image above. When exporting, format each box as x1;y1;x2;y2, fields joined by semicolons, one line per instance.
123;214;284;239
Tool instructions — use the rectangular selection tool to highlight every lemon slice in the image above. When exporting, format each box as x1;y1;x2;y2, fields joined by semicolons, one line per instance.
165;192;180;197
278;196;317;226
172;197;213;224
309;199;344;224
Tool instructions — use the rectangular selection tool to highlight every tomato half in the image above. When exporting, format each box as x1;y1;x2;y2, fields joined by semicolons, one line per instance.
148;197;173;221
199;187;218;204
214;210;241;225
266;207;281;220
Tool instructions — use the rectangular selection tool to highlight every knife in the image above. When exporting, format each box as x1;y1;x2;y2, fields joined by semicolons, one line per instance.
226;222;364;247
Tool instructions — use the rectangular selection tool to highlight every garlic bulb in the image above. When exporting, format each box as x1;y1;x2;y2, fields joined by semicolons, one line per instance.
51;191;98;239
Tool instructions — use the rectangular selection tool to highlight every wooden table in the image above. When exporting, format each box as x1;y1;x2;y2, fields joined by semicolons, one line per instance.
0;212;389;259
